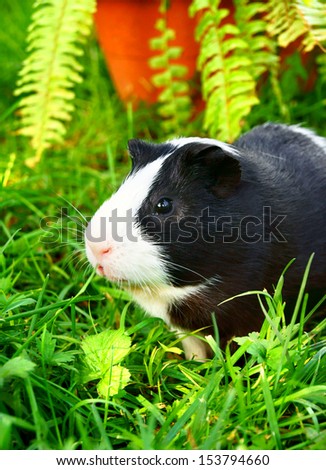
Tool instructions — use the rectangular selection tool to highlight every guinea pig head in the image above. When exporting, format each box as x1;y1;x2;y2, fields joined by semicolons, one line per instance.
85;138;241;289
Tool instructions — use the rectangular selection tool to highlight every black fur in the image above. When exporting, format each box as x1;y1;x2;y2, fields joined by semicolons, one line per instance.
133;124;326;349
128;139;174;172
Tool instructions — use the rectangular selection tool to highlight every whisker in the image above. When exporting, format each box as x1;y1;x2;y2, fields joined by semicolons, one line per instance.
56;193;88;224
158;255;217;285
61;251;85;269
64;217;86;230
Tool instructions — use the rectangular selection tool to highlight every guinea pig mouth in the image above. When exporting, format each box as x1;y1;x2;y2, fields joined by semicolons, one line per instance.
96;265;129;284
96;265;105;276
96;264;114;279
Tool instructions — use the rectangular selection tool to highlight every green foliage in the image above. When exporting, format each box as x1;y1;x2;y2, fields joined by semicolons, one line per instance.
234;0;278;79
80;329;131;398
317;53;326;82
12;0;326;158
1;176;325;449
149;13;192;136
14;0;96;166
190;0;259;141
0;357;36;386
190;0;326;140
265;0;326;52
36;329;77;367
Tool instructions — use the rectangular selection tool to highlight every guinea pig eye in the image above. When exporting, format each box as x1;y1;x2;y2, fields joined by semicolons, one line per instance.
154;198;173;215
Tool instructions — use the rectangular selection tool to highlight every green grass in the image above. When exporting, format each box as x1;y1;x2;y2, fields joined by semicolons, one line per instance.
0;0;325;451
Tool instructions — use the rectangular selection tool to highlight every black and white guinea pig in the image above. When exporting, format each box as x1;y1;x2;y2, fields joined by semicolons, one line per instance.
85;123;326;359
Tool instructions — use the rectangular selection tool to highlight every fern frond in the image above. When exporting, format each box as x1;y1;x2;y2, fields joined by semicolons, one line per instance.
190;0;259;142
15;0;96;166
234;0;291;120
149;16;192;136
234;0;278;78
265;0;326;52
296;0;326;52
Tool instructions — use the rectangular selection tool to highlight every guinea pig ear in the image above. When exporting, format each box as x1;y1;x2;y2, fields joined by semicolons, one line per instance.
128;139;144;161
127;139;154;170
128;139;173;168
184;143;241;198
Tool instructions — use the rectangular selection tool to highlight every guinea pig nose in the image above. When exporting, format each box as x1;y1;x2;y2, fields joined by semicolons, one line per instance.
86;240;112;260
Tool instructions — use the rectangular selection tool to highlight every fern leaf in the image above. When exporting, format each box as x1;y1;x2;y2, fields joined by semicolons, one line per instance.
149;16;192;136
234;0;279;78
233;0;291;120
296;0;326;52
15;0;96;166
265;0;326;52
190;0;259;142
264;1;301;47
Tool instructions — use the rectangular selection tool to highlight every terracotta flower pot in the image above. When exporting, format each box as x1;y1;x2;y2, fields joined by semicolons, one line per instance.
94;0;199;105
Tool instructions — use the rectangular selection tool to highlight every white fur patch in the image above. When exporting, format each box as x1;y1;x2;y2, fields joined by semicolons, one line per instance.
85;155;170;285
128;282;206;325
288;124;326;153
105;155;169;220
169;136;239;156
180;335;209;360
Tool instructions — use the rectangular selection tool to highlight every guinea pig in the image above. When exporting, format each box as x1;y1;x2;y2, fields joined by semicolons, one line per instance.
85;123;326;360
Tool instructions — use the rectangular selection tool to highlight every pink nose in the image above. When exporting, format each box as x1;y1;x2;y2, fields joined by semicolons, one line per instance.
86;240;111;261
